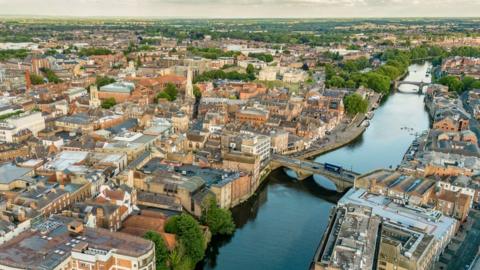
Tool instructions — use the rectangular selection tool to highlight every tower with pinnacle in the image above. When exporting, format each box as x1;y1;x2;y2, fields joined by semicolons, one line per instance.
89;85;101;108
185;65;194;100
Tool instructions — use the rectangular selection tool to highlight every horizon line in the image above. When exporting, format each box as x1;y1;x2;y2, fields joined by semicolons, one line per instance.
0;14;479;20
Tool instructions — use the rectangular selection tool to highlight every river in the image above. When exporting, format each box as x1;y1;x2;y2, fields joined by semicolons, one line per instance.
199;62;432;270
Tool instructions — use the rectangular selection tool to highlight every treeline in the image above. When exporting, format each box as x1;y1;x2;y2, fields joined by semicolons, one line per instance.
30;68;62;85
194;64;256;83
325;46;473;95
78;47;113;57
0;49;29;61
187;47;239;60
145;197;235;270
146;25;347;46
39;67;62;83
123;42;155;55
325;56;393;95
249;53;274;63
438;76;480;93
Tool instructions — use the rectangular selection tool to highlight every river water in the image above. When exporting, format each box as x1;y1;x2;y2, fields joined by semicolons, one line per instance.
199;62;432;270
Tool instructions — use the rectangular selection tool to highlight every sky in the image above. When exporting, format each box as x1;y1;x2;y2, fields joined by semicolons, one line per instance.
0;0;479;18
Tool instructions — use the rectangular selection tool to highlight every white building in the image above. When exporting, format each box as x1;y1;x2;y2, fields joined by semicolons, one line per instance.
0;111;45;142
259;68;277;81
339;188;458;263
240;134;271;162
66;87;88;102
283;69;308;83
238;59;267;69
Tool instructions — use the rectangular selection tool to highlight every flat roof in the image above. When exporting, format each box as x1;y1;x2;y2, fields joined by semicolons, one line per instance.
339;189;457;240
0;215;153;270
44;151;89;171
0;163;34;185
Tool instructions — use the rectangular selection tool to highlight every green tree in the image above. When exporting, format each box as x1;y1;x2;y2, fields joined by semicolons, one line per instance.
193;85;202;99
136;56;142;68
164;83;178;101
201;196;235;236
328;75;345;88
40;68;62;84
78;47;113;57
470;80;480;90
461;76;479;92
365;72;391;94
156;91;171;101
143;231;169;270
249;53;274;63
246;64;256;80
345;80;357;89
377;65;401;80
343;93;368;115
95;76;115;87
0;49;29;61
101;97;116;109
439;76;464;93
165;214;206;265
30;74;44;85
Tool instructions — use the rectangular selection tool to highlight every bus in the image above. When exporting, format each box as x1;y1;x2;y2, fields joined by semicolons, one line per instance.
324;163;343;174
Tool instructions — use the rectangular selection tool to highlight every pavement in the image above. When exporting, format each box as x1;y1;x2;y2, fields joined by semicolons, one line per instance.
461;91;480;140
291;92;382;159
437;209;480;270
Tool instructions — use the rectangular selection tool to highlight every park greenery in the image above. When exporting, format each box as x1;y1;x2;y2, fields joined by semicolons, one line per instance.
156;83;179;102
324;45;471;95
165;214;206;269
124;42;155;55
343;93;369;115
193;85;202;99
0;49;29;61
201;197;235;236
78;47;113;57
325;58;391;95
249;53;274;63
39;68;62;84
101;97;116;109
30;73;45;85
144;231;169;270
187;47;239;60
96;76;116;88
0;110;24;120
438;76;480;93
194;64;256;83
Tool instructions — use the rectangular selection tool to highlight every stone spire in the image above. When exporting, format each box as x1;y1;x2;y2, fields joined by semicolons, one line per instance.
89;85;101;108
186;65;194;100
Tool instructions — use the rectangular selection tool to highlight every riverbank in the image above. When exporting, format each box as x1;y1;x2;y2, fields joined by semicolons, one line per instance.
200;62;433;270
292;92;382;160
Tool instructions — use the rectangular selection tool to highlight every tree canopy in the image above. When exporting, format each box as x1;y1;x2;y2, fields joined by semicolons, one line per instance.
96;76;116;88
156;83;179;102
344;93;369;115
101;97;116;109
193;85;202;99
165;214;206;266
249;53;274;63
39;68;62;84
194;69;253;83
0;49;29;61
30;73;44;85
143;231;169;270
78;47;113;57
201;196;235;236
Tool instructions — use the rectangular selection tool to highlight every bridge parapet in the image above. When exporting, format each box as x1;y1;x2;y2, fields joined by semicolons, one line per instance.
271;155;358;192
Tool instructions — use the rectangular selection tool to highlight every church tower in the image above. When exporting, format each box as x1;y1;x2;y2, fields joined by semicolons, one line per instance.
185;66;194;100
89;85;101;108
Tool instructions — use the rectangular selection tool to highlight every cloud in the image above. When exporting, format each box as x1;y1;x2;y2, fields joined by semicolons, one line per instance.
0;0;477;17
